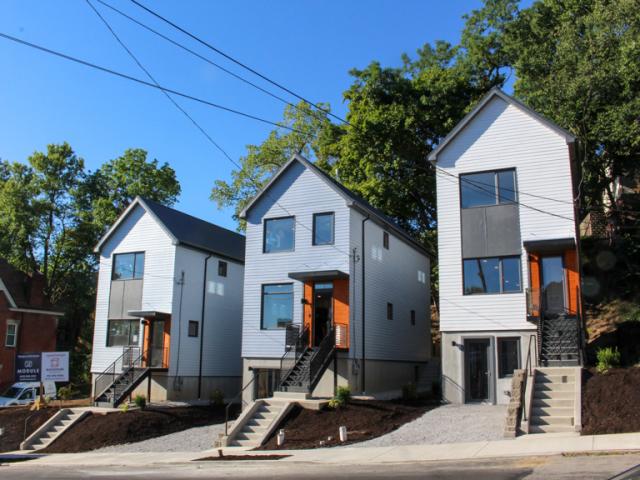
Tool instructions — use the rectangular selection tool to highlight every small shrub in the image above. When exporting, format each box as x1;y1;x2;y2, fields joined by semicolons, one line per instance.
210;389;225;407
327;398;343;409
58;385;73;401
335;386;351;403
402;383;418;401
133;394;147;409
120;402;129;413
597;347;621;373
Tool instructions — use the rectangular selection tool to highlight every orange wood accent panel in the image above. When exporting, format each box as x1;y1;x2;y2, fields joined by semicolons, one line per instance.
564;249;580;315
142;320;151;367
333;279;350;349
303;282;313;346
528;253;541;317
163;317;171;368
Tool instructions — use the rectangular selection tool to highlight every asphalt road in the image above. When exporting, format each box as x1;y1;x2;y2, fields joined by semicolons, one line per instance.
3;453;640;480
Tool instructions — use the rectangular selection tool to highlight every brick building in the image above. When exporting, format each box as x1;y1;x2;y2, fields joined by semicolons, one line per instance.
0;258;63;389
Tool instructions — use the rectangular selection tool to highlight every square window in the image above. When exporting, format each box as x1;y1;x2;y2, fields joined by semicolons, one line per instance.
383;231;389;250
264;217;295;253
188;321;199;337
106;320;140;347
410;310;416;326
5;322;17;347
261;284;294;330
313;212;334;245
113;252;145;280
387;302;393;320
498;338;520;378
218;260;228;277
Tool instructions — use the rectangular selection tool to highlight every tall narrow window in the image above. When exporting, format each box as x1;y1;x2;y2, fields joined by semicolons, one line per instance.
383;231;390;250
498;338;520;378
5;321;18;347
112;252;145;280
261;284;294;330
387;302;393;320
218;260;228;277
264;217;295;253
313;212;334;245
410;310;416;326
188;321;199;337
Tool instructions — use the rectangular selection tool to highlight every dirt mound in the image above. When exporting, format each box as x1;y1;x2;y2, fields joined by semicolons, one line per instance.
44;406;236;453
0;407;57;452
259;399;436;450
585;300;640;366
582;367;640;435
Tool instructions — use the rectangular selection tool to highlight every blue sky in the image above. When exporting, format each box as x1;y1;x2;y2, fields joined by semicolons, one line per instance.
1;0;502;231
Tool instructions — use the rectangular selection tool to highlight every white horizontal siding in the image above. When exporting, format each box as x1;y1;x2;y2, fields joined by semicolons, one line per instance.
242;161;351;358
170;246;243;377
91;205;176;373
436;96;576;332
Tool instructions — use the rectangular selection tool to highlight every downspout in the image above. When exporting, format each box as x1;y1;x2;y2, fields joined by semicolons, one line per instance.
361;215;370;394
197;254;213;399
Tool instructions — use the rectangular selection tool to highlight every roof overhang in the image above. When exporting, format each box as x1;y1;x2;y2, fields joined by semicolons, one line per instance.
523;237;576;253
127;310;171;319
288;270;349;282
8;307;65;316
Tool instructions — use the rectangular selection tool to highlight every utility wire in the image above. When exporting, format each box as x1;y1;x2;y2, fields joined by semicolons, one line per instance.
128;0;351;126
0;31;303;134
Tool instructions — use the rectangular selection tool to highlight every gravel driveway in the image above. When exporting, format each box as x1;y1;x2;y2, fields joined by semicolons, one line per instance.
351;404;508;447
92;422;225;453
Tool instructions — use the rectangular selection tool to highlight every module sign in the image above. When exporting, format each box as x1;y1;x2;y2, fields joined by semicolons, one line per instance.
41;352;69;382
15;353;41;382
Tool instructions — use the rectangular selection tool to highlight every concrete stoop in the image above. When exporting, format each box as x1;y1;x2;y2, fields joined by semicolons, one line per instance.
527;367;582;434
20;408;90;451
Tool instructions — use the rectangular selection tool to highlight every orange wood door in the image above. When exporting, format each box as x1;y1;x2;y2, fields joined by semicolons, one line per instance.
564;249;580;315
333;279;349;349
303;282;313;346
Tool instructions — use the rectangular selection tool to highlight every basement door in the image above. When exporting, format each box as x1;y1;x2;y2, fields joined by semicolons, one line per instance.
464;338;492;403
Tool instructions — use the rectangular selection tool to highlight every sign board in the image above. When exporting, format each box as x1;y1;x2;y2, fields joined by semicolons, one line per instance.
41;352;69;382
15;353;41;382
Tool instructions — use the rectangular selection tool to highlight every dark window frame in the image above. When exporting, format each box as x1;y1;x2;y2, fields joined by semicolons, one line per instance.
112;251;145;280
462;255;522;295
410;310;416;326
497;337;520;378
383;231;390;250
188;320;199;337
459;168;518;209
387;302;393;320
263;216;296;254
218;260;228;277
106;319;140;347
260;283;294;330
312;212;335;246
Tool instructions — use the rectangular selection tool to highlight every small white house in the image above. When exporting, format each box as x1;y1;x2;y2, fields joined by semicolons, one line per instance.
239;154;434;404
90;197;245;405
430;88;582;405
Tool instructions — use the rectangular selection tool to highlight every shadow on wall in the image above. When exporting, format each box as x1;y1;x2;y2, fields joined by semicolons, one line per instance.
441;375;465;403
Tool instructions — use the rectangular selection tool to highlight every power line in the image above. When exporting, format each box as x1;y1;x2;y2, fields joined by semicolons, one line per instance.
0;31;304;134
94;0;323;121
128;0;351;126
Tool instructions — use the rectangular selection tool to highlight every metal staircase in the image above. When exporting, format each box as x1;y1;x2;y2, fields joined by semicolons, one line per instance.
540;314;581;366
93;347;152;408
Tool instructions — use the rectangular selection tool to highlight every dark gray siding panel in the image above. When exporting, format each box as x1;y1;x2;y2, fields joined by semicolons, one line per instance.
108;279;143;319
461;205;521;258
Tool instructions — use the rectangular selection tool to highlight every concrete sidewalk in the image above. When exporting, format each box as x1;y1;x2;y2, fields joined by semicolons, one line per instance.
7;431;640;467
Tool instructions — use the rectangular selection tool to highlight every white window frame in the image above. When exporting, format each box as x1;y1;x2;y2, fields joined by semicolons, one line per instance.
5;319;19;347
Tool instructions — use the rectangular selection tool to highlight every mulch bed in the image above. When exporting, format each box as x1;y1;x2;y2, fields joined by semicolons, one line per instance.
43;405;238;453
258;399;436;450
0;407;58;452
582;367;640;435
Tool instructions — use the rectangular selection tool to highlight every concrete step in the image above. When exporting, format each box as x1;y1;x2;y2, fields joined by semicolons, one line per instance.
533;390;574;400
235;431;263;442
534;382;575;392
532;398;574;408
529;424;576;434
532;406;574;417
536;374;575;384
230;439;255;447
530;415;574;426
537;367;579;375
241;424;269;435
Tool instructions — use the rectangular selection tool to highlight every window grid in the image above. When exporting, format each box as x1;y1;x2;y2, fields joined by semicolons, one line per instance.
218;260;228;277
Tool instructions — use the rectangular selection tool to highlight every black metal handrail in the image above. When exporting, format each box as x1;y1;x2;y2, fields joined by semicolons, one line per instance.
308;327;336;390
278;324;309;388
93;346;141;402
224;375;256;436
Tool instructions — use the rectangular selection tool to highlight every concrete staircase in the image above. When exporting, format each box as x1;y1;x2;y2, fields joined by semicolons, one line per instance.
528;367;580;434
20;408;89;451
224;399;294;448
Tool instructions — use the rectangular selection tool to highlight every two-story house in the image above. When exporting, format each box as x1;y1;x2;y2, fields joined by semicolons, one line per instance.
430;88;582;410
91;197;245;406
238;154;433;404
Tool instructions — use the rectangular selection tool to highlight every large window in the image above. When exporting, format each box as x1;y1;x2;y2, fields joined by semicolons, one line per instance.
112;252;145;280
5;321;18;347
498;338;520;378
261;284;294;330
463;256;521;295
263;217;295;253
313;212;334;245
106;319;140;346
460;169;517;208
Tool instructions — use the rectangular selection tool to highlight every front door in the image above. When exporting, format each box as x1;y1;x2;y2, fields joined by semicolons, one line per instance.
465;338;491;402
313;282;333;347
541;256;566;317
148;320;165;368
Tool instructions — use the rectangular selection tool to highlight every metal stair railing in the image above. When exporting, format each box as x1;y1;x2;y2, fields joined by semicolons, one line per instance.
278;324;309;389
308;327;336;391
93;346;140;402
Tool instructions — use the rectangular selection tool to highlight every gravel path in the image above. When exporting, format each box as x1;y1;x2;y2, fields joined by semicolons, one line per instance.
92;422;225;453
351;404;509;447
